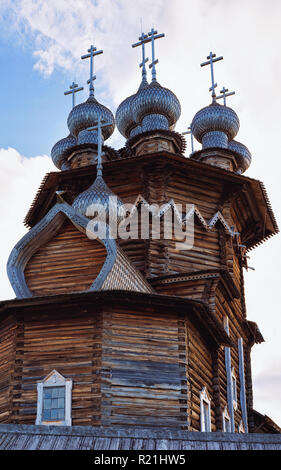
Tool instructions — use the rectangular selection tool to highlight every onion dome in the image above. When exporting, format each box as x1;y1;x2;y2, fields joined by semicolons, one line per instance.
115;93;138;139
132;81;181;132
51;134;77;170
67;95;115;141
191;102;240;149
228;139;252;174
72;175;125;222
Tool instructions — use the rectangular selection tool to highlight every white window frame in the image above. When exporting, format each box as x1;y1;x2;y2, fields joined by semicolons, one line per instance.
222;406;232;432
238;420;245;433
35;370;72;426
200;387;211;432
231;367;238;411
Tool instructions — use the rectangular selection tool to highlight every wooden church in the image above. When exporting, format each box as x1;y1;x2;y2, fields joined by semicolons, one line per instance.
0;30;280;450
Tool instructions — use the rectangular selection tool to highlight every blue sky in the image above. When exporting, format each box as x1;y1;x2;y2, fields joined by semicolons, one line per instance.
0;0;280;426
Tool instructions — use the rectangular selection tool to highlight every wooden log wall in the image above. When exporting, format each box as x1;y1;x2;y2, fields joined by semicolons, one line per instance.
101;305;188;429
216;286;248;432
24;221;107;296
0;315;16;423
4;307;103;427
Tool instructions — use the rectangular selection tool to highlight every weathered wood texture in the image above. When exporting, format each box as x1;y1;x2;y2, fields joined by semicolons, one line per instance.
101;306;189;429
7;308;102;427
24;221;107;296
0;303;219;431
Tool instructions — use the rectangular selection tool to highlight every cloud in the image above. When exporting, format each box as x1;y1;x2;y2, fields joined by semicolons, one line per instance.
0;147;55;300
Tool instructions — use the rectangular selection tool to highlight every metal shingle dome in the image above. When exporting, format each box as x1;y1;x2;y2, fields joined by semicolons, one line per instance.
72;175;125;222
191;102;240;143
228;139;252;174
51;134;77;170
67;96;115;140
132;81;181;129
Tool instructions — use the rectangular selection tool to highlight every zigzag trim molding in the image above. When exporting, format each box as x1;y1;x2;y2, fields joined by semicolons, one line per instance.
130;196;239;237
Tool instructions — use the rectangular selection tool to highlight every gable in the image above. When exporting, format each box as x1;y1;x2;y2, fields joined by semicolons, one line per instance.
24;220;107;296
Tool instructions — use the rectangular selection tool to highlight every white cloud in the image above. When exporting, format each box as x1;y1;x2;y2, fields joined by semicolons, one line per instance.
0;148;55;300
0;0;280;426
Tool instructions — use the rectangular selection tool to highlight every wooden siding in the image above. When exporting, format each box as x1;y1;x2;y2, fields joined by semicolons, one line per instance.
101;306;188;429
24;221;107;296
10;308;102;427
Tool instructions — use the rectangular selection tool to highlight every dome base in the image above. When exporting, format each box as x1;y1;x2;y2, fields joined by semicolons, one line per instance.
190;148;239;172
127;129;186;157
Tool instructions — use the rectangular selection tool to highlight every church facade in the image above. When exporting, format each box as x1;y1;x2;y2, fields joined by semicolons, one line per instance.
0;30;280;450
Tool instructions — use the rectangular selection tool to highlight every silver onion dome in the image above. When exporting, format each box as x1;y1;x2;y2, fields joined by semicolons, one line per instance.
191;102;240;145
115;93;137;139
72;175;125;222
228;139;252;174
132;81;181;130
67;95;115;140
51;134;77;170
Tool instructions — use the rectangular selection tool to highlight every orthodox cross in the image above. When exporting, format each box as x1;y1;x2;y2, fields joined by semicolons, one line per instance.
64;82;84;108
217;86;235;106
81;44;103;97
182;126;194;153
132;32;149;82
201;52;223;102
87;116;112;177
145;28;165;82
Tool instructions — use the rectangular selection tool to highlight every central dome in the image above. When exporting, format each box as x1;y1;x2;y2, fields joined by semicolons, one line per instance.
132;81;181;129
67;96;115;140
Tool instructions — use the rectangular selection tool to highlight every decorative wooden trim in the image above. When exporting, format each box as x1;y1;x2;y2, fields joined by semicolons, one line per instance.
238;338;248;433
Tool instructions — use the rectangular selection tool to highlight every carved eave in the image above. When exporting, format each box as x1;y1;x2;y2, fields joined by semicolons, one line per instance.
150;269;240;300
23;153;278;252
0;290;232;349
245;320;265;344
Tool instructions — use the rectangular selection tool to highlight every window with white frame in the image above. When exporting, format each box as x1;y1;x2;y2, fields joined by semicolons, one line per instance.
238;420;245;433
36;370;72;426
231;367;237;410
222;407;232;432
200;387;211;432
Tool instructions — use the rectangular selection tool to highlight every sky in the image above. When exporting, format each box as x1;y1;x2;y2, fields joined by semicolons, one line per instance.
0;0;280;426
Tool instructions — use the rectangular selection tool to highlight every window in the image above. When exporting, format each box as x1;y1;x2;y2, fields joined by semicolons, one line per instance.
200;387;211;432
36;370;72;426
223;407;232;432
231;367;238;410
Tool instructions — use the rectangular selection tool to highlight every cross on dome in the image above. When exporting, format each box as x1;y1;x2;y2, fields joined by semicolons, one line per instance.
87;116;113;176
81;44;103;97
217;86;235;106
132;32;149;82
201;51;223;102
64;82;84;108
142;28;165;82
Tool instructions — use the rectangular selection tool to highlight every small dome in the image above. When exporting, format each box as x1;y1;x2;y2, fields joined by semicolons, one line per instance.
132;81;181;129
115;93;137;139
72;175;125;222
67;95;115;140
228;139;252;174
191;102;240;143
51;134;77;170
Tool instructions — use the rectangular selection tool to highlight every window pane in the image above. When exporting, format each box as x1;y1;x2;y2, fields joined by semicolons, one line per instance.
43;387;65;421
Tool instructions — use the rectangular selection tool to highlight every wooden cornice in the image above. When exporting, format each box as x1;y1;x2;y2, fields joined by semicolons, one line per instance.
0;290;232;349
23;152;278;252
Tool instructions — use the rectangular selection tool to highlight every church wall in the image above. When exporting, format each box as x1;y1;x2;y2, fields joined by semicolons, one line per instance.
0;314;16;423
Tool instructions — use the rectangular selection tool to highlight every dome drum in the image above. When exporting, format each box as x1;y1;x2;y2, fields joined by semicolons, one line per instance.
202;131;228;149
142;114;169;132
77;129;102;146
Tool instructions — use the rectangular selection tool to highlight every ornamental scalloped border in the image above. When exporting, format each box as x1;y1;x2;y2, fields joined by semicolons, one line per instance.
7;202;116;299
